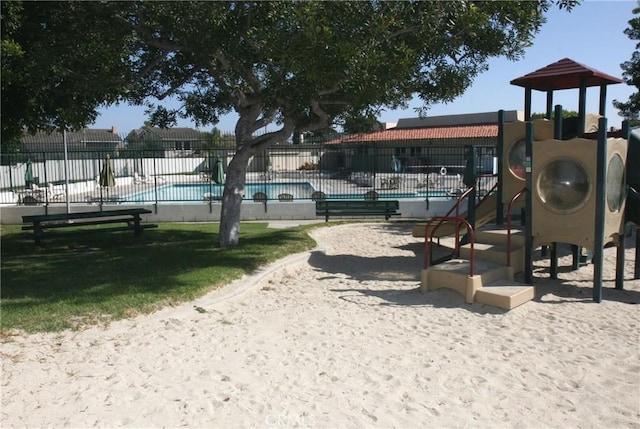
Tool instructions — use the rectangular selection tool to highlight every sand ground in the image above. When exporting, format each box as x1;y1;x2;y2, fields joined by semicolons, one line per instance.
2;223;639;428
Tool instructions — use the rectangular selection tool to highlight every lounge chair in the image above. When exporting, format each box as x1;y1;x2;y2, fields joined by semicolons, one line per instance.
364;190;379;200
253;192;268;202
388;176;401;190
311;191;326;201
133;172;152;184
203;192;222;202
47;183;65;201
29;184;47;200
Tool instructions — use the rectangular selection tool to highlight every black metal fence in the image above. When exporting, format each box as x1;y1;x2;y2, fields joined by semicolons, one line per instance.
1;137;497;205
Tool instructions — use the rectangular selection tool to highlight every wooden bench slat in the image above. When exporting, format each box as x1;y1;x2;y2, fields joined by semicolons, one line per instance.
22;209;156;246
33;224;158;239
315;200;401;222
22;217;141;230
22;208;151;223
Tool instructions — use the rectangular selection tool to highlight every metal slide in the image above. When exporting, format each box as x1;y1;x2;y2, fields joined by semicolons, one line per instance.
412;192;508;238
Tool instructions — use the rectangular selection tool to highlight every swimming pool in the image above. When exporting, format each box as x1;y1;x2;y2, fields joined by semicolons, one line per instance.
127;182;315;202
126;182;451;203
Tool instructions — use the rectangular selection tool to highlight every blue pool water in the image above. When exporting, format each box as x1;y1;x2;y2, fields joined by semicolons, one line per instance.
126;182;451;202
128;182;316;202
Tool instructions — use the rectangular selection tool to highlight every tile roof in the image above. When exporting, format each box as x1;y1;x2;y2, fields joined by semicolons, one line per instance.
127;126;201;141
22;129;122;144
510;58;623;91
326;125;498;144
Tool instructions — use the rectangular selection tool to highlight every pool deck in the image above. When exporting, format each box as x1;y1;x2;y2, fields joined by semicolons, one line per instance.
10;171;496;206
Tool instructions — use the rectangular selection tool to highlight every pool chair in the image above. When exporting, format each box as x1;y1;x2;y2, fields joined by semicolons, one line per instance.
133;172;152;184
47;183;65;201
311;191;326;201
15;185;46;205
29;184;47;200
388;176;401;189
379;176;401;190
202;193;221;202
364;190;379;200
253;192;268;202
448;188;465;199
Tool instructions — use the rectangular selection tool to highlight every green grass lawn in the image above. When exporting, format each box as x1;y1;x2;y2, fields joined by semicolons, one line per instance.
1;222;317;334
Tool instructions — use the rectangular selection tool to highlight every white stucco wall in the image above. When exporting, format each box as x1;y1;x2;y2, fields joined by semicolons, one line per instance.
1;199;458;224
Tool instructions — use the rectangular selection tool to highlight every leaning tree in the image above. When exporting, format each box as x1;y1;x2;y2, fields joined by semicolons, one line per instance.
127;1;581;246
613;2;640;121
2;1;578;246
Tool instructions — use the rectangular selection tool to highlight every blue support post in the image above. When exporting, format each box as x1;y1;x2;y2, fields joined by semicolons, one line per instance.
576;81;588;268
524;88;532;121
616;237;625;290
578;77;587;137
599;84;607;116
616;120;630;289
496;110;505;225
636;229;640;280
524;121;534;285
593;117;608;303
467;146;477;227
571;245;580;270
549;105;564;279
546;91;553;119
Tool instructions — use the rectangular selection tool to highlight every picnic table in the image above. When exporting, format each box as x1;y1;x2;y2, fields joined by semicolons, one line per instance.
22;208;157;246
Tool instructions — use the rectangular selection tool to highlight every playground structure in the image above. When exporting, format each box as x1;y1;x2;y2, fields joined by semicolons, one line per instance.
416;58;638;309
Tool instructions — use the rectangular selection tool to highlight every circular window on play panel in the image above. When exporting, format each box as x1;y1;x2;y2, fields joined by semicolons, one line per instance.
606;153;626;213
508;138;526;180
537;158;590;213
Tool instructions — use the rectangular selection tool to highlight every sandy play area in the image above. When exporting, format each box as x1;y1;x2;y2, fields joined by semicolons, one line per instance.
2;223;639;428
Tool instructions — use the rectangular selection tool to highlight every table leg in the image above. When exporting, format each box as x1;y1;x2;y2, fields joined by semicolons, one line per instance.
34;221;43;246
133;215;142;237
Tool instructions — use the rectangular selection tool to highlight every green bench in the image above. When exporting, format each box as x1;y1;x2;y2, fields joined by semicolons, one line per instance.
315;200;401;222
22;208;157;246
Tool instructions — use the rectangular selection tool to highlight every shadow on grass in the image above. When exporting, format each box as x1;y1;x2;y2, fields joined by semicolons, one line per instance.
1;223;315;330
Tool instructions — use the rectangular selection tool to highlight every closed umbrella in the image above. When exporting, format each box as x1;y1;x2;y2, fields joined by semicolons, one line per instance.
24;160;34;189
213;158;225;184
99;155;116;199
391;156;402;173
462;150;476;189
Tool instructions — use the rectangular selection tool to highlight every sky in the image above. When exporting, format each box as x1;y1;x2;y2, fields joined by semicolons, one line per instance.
91;0;637;135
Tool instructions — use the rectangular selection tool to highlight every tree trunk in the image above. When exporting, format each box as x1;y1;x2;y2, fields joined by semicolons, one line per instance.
218;150;251;247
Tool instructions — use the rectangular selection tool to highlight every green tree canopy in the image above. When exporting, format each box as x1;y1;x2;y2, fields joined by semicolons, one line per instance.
613;2;640;120
125;1;578;246
531;110;579;119
1;1;133;150
1;0;578;246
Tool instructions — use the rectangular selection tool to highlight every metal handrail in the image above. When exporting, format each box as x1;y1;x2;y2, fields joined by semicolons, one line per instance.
426;185;475;239
476;180;498;207
424;215;476;277
423;178;498;239
506;187;526;267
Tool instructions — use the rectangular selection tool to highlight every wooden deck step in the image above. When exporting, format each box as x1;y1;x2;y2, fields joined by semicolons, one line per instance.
412;222;461;238
475;227;525;246
421;259;513;304
459;242;525;273
474;279;535;310
426;241;455;265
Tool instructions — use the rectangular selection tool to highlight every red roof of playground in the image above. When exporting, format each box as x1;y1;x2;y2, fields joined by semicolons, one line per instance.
510;58;623;91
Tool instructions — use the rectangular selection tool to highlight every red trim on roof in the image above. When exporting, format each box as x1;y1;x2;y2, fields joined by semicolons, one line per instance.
510;58;622;91
326;125;498;144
